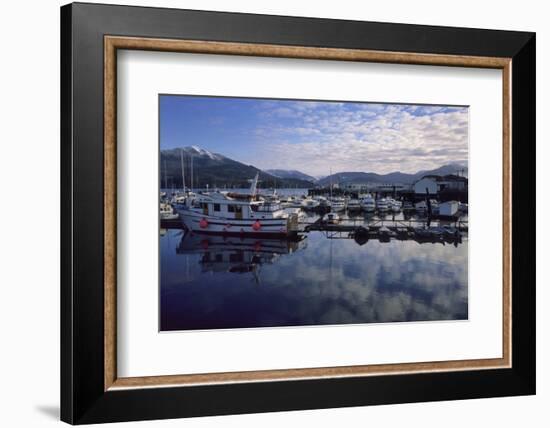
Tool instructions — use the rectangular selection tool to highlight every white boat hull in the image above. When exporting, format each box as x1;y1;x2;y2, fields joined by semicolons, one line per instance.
176;208;294;236
160;213;179;220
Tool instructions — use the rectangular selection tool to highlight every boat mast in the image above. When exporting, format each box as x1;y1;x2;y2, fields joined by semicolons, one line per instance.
330;167;333;200
190;154;194;192
180;148;186;192
163;159;167;189
249;172;259;197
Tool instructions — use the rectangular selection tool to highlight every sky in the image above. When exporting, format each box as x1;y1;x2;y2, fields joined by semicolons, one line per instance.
159;95;468;176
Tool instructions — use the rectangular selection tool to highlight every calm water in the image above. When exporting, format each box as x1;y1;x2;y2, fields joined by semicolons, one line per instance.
160;215;468;331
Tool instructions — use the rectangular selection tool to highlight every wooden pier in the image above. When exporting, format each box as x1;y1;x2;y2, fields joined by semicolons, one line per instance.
303;216;468;233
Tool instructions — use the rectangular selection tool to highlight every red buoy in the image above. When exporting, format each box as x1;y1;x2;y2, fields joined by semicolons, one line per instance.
252;220;261;231
199;218;208;229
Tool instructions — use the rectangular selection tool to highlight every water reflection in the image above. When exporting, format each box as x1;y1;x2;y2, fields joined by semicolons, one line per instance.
175;233;306;281
160;229;468;331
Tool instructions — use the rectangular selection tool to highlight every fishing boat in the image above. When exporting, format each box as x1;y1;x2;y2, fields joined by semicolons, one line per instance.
346;197;362;211
390;199;402;213
174;173;304;237
160;203;179;220
259;189;280;203
314;195;331;209
376;198;390;212
280;195;299;207
329;197;346;212
360;194;376;212
326;167;346;212
282;195;305;208
301;197;320;210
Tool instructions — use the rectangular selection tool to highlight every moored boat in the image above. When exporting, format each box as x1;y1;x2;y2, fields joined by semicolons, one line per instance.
376;197;390;212
330;197;346;212
346;197;362;211
301;197;320;210
360;193;376;212
160;203;179;220
174;173;304;237
390;198;402;213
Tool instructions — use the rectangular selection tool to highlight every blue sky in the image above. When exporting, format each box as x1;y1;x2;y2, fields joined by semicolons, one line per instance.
160;95;468;176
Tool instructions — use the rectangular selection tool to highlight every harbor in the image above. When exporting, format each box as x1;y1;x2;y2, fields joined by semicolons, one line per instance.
158;96;470;331
160;175;468;331
160;171;468;246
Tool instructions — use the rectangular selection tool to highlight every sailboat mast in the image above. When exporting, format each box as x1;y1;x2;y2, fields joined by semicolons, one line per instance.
163;159;167;189
190;154;194;191
330;167;333;199
180;148;186;191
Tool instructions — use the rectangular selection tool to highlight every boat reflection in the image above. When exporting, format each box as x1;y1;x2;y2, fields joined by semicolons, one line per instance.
176;232;307;281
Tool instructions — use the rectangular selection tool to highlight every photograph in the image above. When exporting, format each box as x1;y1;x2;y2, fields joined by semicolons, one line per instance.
159;95;469;331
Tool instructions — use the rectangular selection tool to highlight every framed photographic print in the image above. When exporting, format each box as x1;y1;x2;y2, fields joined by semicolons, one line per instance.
61;2;535;424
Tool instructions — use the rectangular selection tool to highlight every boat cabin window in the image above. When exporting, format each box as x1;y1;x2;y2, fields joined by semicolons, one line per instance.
250;204;259;212
213;203;220;212
227;204;243;215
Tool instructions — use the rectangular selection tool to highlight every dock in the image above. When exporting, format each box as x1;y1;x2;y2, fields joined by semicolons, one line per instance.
162;214;467;246
304;216;468;233
302;216;467;245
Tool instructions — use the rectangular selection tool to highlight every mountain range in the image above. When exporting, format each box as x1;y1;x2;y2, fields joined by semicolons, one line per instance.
160;146;467;189
265;169;317;183
316;163;468;187
160;146;314;189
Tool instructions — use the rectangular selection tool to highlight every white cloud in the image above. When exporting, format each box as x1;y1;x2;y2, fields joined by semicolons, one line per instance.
251;103;468;175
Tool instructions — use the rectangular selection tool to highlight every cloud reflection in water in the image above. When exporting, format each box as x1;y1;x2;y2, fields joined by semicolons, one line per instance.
160;230;467;331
